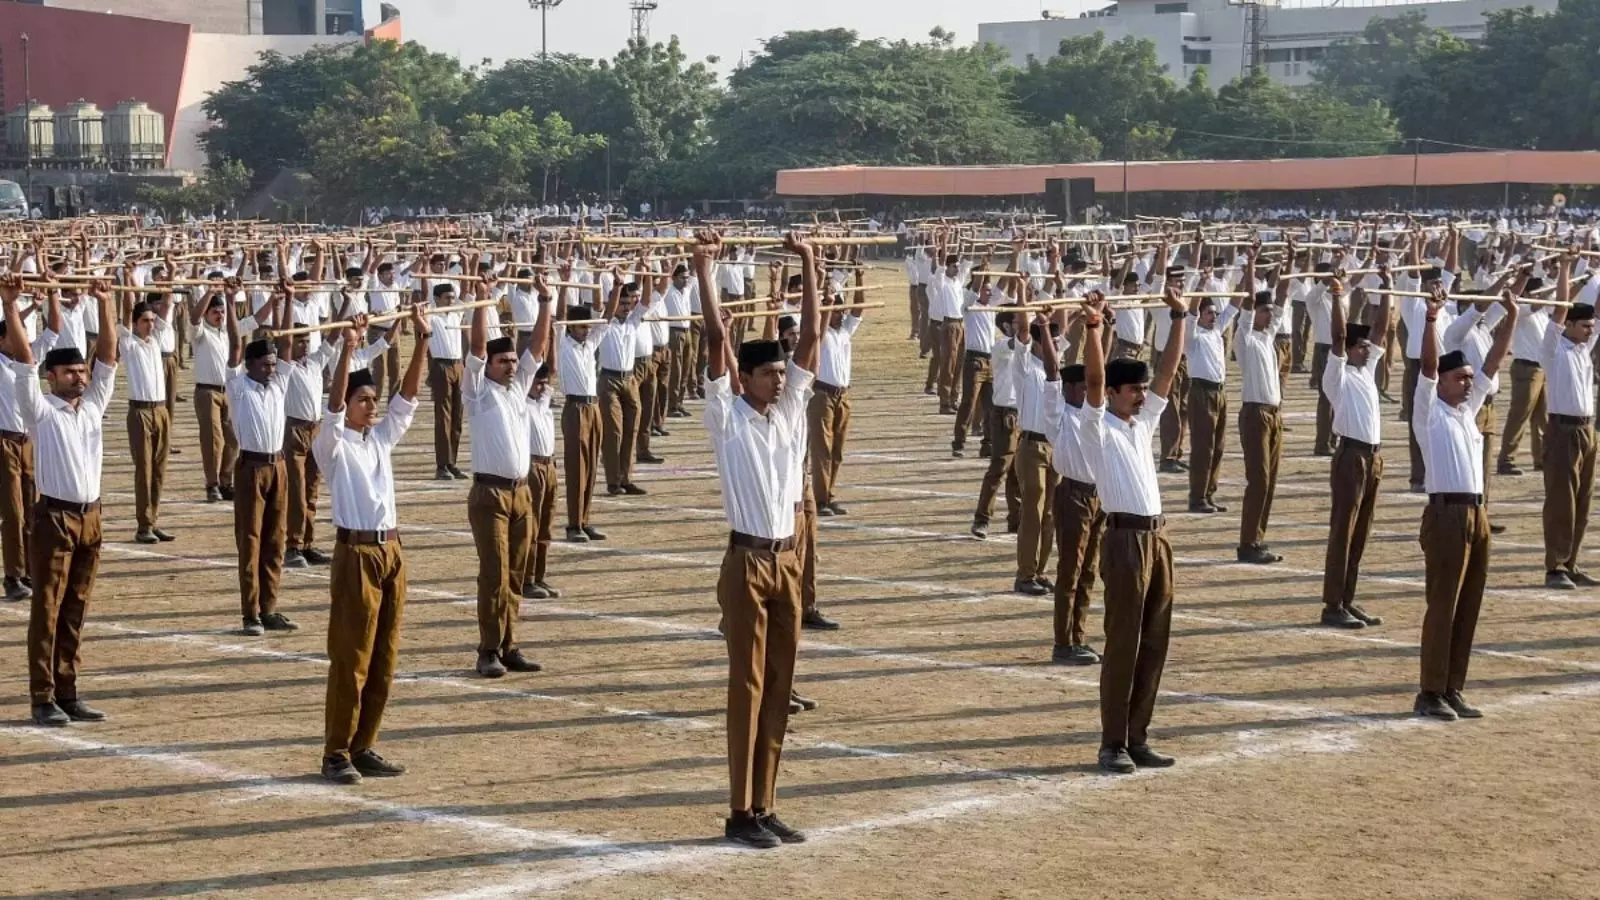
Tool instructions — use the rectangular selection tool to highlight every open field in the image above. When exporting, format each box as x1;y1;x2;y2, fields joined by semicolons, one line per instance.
3;265;1599;899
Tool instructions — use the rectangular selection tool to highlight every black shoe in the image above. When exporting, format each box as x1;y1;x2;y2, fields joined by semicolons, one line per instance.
1497;462;1524;476
789;697;804;714
582;526;607;542
206;486;224;502
448;466;469;480
1128;744;1175;768
606;485;625;496
1236;545;1283;565
755;812;807;844
522;581;550;599
816;505;835;518
621;483;648;495
1098;745;1136;774
322;755;363;784
242;617;264;636
1036;577;1055;590
1158;460;1185;474
1379;390;1398;404
802;609;840;631
134;529;159;545
32;701;70;726
1413;691;1458;720
536;581;561;598
828;503;848;516
352;748;407;777
1569;570;1600;588
59;699;106;722
476;650;507;678
1210;501;1229;512
724;813;781;849
789;690;819;712
262;612;299;632
302;548;332;565
1014;578;1049;596
978;447;992;459
284;550;309;569
1346;605;1384;627
1490;523;1506;535
566;527;589;543
436;467;454;481
970;521;989;540
4;577;30;602
1313;448;1334;458
636;454;664;464
1443;689;1483;719
1052;644;1100;665
219;485;235;502
952;447;965;458
1188;501;1219;514
1320;606;1365;629
1546;570;1577;590
669;408;689;418
1409;483;1425;495
501;649;543;673
648;427;665;438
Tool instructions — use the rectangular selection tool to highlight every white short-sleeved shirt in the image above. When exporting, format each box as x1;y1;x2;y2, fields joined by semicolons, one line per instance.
464;350;538;480
1324;345;1386;446
1079;392;1166;516
702;360;815;540
991;336;1021;409
119;324;168;403
14;358;117;504
1187;305;1239;384
1044;394;1096;484
1540;318;1600;417
817;315;862;389
1413;370;1497;494
1236;305;1285;406
312;395;419;531
227;363;291;454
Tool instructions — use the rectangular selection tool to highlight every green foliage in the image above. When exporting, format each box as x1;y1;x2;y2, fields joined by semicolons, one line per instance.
137;159;254;217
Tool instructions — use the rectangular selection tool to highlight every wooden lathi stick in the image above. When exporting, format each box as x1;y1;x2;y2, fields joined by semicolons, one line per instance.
268;298;500;337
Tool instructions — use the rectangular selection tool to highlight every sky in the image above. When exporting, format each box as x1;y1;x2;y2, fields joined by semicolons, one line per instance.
367;0;1067;74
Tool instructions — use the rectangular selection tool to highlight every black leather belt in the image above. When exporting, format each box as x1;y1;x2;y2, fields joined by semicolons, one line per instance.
287;416;316;429
474;473;526;489
1243;401;1280;412
815;381;847;396
129;399;163;409
337;527;399;545
240;450;282;464
601;368;632;378
1513;358;1541;369
161;352;175;359
730;531;796;553
943;317;962;324
1191;378;1222;390
194;383;224;392
965;349;991;359
1340;438;1379;454
1063;478;1098;497
530;454;554;465
1020;430;1050;443
565;394;595;405
40;495;98;514
0;430;27;443
1107;513;1164;531
1429;493;1483;506
1551;414;1593;426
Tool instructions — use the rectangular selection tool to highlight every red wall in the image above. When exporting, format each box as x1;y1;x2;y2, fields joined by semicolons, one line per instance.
0;4;190;166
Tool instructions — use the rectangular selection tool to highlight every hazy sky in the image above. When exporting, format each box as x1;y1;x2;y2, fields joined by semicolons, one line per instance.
370;0;1068;73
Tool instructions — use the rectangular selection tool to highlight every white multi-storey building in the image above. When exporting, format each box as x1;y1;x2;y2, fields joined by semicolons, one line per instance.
979;0;1558;87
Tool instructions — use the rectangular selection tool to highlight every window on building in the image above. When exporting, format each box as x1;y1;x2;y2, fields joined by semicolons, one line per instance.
1182;47;1212;64
1154;2;1189;13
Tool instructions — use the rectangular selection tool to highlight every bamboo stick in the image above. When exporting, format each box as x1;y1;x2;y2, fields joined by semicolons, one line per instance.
268;298;499;337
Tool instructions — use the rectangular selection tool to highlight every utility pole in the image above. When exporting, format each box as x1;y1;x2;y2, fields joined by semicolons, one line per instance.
21;32;33;213
630;0;659;43
528;0;566;59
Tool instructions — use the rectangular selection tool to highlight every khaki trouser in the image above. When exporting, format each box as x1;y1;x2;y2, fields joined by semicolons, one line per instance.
692;322;708;398
1156;350;1188;464
1290;302;1311;371
668;328;693;411
162;352;179;416
1312;343;1335;455
369;324;401;400
285;419;320;552
1322;441;1382;610
1110;338;1144;362
323;537;407;761
651;345;670;429
975;406;1022;529
633;356;658;459
1403;356;1426;486
234;456;288;619
1498;360;1547;469
429;358;465;470
1542;417;1597;573
1478;398;1496;510
563;399;601;529
1237;401;1282;551
798;488;819;614
718;541;803;812
1098;520;1174;748
807;385;851;508
126;403;170;531
194;385;238;490
1418;501;1489;694
954;350;992;451
525;457;558;586
1274;336;1292;395
1052;480;1101;648
28;503;102;704
0;434;35;581
600;369;641;489
1187;379;1227;505
915;286;933;356
469;481;533;656
1015;435;1057;582
933;319;964;409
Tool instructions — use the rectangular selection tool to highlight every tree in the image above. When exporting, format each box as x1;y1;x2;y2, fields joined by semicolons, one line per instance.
1172;72;1400;159
1010;34;1179;154
1038;115;1102;163
136;159;254;218
1314;13;1468;106
603;37;720;197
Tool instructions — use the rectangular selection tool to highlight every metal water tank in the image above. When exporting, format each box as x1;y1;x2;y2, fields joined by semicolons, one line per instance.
6;103;55;161
106;100;167;169
55;100;105;165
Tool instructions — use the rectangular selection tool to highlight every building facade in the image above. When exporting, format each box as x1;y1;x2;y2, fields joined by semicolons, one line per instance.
979;0;1558;87
5;0;366;36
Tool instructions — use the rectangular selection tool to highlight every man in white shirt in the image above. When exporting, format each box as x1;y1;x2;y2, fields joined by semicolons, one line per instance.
665;263;697;416
599;272;650;497
925;238;972;413
423;280;468;480
120;293;176;544
316;304;430;785
1443;283;1514;534
366;260;411;399
1320;279;1392;629
1539;253;1600;590
190;281;246;503
1300;262;1342;457
1041;339;1102;667
954;265;1003;459
557;302;608;543
4;276;117;727
0;283;58;602
1186;292;1241;513
635;270;670;464
694;231;817;849
1496;276;1550;475
1400;252;1461;491
1411;286;1514;720
1011;310;1061;596
808;280;865;517
463;281;544;679
971;308;1023;539
1079;284;1188;774
518;284;561;601
1235;269;1288;565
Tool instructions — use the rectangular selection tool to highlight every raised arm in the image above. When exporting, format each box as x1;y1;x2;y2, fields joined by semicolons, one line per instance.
1083;293;1107;409
529;273;553;362
95;282;117;366
1420;286;1444;379
789;233;821;373
1482;290;1518;380
397;303;430;402
1329;277;1349;358
695;232;728;381
1152;284;1187;399
0;276;28;364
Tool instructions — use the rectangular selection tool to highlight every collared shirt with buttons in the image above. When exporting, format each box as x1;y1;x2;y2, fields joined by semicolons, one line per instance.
1079;393;1167;516
963;288;1002;354
558;326;606;397
527;379;556;458
598;301;647;372
818;315;862;389
1043;392;1097;484
313;394;419;531
1399;271;1458;359
1187;304;1239;384
1324;345;1386;445
925;261;974;320
991;336;1021;408
227;362;292;454
703;360;815;540
193;316;256;387
1443;303;1507;374
1015;349;1053;435
1235;304;1285;406
119;322;169;403
464;349;539;480
427;307;464;360
0;331;60;434
1540;317;1600;417
1414;370;1497;493
14;357;117;504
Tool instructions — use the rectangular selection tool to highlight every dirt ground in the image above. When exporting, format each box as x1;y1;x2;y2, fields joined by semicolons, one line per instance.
3;266;1599;900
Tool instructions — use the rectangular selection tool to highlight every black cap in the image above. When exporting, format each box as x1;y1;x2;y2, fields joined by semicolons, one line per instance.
1345;323;1371;344
1570;303;1596;322
787;274;803;293
534;361;551;380
244;339;275;361
344;368;377;399
1105;358;1149;388
1421;266;1443;282
673;263;689;277
1525;277;1545;292
1437;350;1469;373
432;282;455;299
567;306;594;322
44;347;86;369
778;315;798;334
345;267;364;280
486;336;514;357
1254;290;1274;307
1061;363;1087;384
736;339;784;373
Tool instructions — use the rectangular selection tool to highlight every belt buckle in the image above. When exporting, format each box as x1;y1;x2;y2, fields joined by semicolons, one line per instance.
374;530;389;545
769;539;786;553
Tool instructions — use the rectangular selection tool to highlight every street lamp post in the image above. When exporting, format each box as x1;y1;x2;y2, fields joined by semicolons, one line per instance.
21;32;33;213
528;0;566;60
